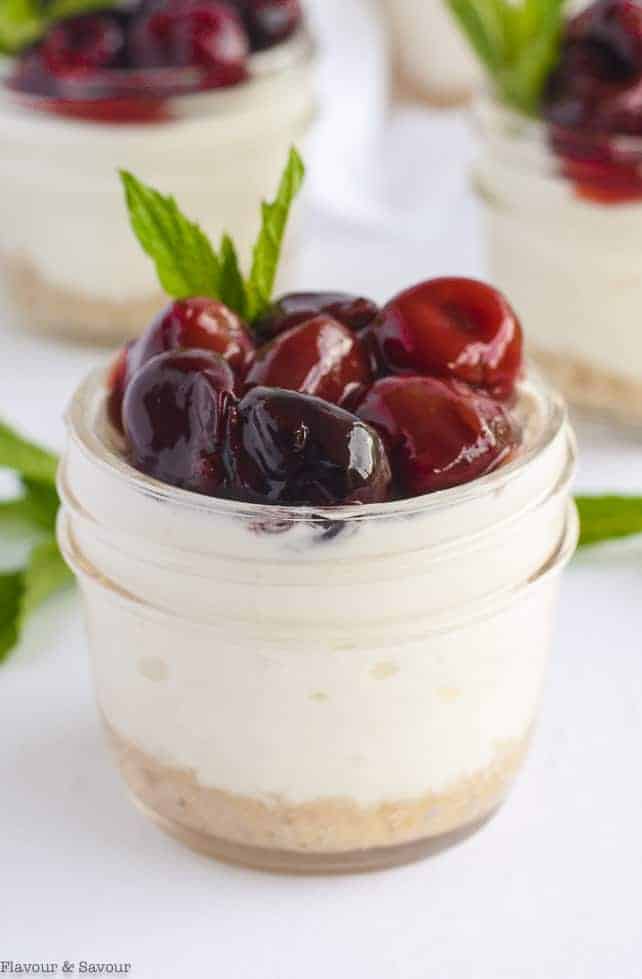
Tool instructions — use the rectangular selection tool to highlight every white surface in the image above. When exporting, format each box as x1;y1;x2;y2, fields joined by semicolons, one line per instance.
1;43;642;979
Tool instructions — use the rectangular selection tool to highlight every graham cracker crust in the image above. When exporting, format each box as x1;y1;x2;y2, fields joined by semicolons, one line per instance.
1;252;164;344
531;346;642;426
106;722;531;872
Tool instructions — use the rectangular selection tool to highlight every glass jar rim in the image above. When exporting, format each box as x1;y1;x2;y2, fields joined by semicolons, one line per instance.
66;362;569;526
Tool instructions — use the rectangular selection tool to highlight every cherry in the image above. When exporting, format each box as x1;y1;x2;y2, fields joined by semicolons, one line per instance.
256;291;379;339
122;349;236;494
356;376;517;496
228;387;392;505
234;0;302;50
129;0;249;83
244;315;373;408
567;0;642;85
373;278;523;400
41;13;127;74
108;298;254;431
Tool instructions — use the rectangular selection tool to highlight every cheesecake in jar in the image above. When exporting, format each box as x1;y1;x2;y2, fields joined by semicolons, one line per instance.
450;0;642;424
58;271;577;872
0;1;315;343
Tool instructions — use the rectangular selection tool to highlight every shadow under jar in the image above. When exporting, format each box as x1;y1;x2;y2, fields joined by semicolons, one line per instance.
0;32;315;345
474;96;642;427
57;365;577;874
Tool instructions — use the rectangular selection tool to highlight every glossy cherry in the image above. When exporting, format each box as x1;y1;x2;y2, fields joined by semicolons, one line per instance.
244;315;373;408
235;0;302;49
373;278;523;400
41;12;127;74
108;298;254;430
228;387;392;505
122;349;236;494
357;376;517;496
256;291;379;338
129;0;248;82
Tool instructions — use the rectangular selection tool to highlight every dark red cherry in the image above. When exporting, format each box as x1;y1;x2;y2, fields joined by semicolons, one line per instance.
244;315;373;408
567;0;642;85
108;299;254;431
235;0;302;50
357;376;517;496
122;349;236;494
107;342;134;432
129;0;248;82
41;13;127;74
131;298;254;376
256;291;379;338
374;278;523;400
228;387;392;505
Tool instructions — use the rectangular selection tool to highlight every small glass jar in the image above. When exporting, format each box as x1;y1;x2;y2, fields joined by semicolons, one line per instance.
381;0;480;106
0;32;315;345
474;96;642;426
57;365;577;873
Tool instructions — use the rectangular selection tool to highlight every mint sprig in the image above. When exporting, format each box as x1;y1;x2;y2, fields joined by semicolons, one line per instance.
120;147;305;325
0;0;116;55
0;420;72;663
446;0;568;115
576;496;642;549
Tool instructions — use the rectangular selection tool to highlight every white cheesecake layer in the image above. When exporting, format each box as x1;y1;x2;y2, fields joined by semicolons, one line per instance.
475;101;642;386
58;369;576;806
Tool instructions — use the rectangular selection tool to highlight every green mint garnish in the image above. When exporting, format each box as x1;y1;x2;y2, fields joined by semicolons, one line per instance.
245;147;305;321
446;0;568;115
120;171;223;301
0;420;72;663
120;147;305;325
575;496;642;549
0;0;115;55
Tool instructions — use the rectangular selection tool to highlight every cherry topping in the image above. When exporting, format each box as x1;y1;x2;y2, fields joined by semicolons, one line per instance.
41;13;127;75
130;0;248;82
543;1;642;201
234;0;302;50
244;315;373;408
122;349;236;494
373;278;523;400
108;298;254;430
256;291;379;338
228;387;392;505
357;376;517;496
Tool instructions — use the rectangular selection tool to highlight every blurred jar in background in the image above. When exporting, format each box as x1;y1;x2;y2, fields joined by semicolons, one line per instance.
0;1;316;344
381;0;481;105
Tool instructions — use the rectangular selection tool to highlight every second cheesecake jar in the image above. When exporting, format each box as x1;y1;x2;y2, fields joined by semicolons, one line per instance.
0;2;315;343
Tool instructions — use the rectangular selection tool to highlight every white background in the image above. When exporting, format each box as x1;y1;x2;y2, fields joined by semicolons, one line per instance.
1;2;641;976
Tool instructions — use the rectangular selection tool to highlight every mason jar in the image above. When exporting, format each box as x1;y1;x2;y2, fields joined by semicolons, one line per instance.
474;96;642;426
0;31;315;344
57;363;577;873
381;0;480;105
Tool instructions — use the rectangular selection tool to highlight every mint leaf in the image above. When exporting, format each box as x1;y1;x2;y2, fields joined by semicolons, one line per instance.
0;420;71;663
0;0;45;54
246;147;305;321
446;0;568;115
219;234;248;318
0;420;58;485
0;572;23;662
0;0;115;54
120;170;222;301
576;496;642;549
19;536;73;626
